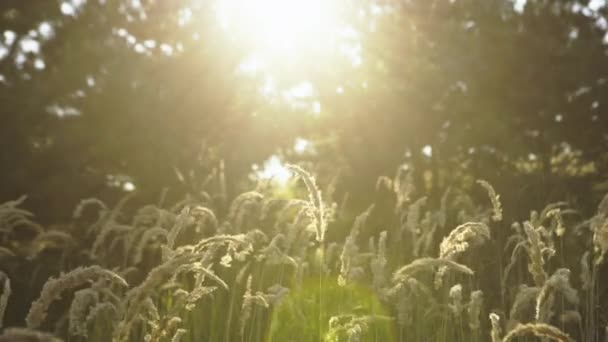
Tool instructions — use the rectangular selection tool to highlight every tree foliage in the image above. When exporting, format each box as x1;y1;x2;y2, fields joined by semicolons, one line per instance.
0;0;607;219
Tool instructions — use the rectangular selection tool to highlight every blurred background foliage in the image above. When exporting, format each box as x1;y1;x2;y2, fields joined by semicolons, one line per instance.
1;0;607;222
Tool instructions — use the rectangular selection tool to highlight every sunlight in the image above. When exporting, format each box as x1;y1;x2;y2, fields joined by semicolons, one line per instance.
254;155;292;185
294;137;310;154
215;0;341;58
214;0;366;115
237;55;266;75
285;82;314;99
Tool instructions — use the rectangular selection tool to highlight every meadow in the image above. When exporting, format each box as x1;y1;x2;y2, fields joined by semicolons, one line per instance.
0;163;605;342
2;1;608;341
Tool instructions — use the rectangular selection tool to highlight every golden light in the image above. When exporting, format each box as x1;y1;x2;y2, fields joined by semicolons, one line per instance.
215;0;342;59
214;0;366;116
293;137;311;154
253;155;292;186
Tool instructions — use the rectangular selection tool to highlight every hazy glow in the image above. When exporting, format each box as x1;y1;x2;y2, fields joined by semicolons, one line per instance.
285;82;314;99
38;22;55;40
237;55;266;75
312;101;321;114
294;138;310;154
61;2;76;16
422;145;433;158
216;0;340;57
513;0;527;13
255;155;292;185
34;59;45;70
261;76;278;98
4;31;17;45
106;174;136;192
20;38;40;54
178;8;193;26
47;104;81;118
120;181;136;192
213;0;368;114
589;0;606;11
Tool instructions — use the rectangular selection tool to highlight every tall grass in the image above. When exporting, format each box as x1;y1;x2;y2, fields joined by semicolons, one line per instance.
0;164;605;341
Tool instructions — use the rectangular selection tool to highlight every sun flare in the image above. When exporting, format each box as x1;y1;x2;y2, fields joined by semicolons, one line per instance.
214;0;361;113
215;0;342;58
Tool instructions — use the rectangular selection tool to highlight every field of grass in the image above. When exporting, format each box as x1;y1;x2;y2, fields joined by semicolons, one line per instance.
0;164;606;341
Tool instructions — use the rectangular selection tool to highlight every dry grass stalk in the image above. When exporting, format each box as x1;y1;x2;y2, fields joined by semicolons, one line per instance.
29;230;76;258
393;257;474;282
240;279;282;337
323;242;339;274
489;313;502;342
393;165;415;212
523;222;549;287
476;180;503;222
0;196;44;237
326;314;387;342
133;227;169;265
189;205;218;234
502;322;574;342
437;188;451;228
0;271;10;330
338;205;373;286
509;284;540;323
467;290;483;331
436;222;488;288
171;328;187;342
545;208;566;237
26;266;128;329
286;165;326;242
0;247;15;260
115;236;240;341
85;302;119;331
405;197;427;235
580;251;592;290
225;191;264;233
257;234;297;267
392;283;414;327
535;268;578;323
240;275;256;337
439;222;490;259
449;284;463;317
403;197;426;257
91;224;131;260
370;231;388;293
68;288;99;337
73;198;107;219
165;207;194;252
0;327;63;342
593;218;608;265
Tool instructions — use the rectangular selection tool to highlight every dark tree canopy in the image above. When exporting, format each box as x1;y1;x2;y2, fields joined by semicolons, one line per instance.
1;0;607;220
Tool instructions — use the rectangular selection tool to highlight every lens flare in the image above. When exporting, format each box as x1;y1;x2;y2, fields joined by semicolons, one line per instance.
215;0;341;58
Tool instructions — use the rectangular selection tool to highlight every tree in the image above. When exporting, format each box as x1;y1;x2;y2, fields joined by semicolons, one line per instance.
0;0;607;221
